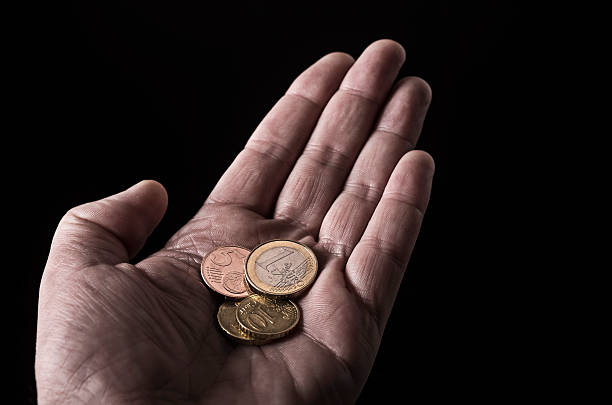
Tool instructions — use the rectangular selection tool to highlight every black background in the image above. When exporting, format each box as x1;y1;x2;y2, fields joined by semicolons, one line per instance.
11;1;547;403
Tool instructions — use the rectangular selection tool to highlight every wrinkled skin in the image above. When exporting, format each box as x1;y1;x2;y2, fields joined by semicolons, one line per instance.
36;39;434;404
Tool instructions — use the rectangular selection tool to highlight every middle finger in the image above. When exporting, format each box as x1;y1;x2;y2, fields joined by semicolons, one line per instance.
273;39;406;235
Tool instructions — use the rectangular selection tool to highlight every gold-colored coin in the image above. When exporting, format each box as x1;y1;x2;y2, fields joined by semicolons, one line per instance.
216;300;270;345
245;239;318;297
236;294;300;340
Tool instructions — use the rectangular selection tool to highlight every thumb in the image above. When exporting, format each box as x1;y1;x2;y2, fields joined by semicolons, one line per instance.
47;180;168;270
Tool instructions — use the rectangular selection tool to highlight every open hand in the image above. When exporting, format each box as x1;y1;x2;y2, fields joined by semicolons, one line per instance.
36;39;434;404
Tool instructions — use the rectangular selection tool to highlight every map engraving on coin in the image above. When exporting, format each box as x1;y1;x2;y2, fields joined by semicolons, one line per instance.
201;246;250;299
222;271;246;294
255;246;308;288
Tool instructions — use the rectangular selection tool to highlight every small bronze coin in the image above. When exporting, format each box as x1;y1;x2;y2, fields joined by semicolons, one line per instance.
236;294;300;340
245;240;318;297
216;300;270;345
201;246;250;299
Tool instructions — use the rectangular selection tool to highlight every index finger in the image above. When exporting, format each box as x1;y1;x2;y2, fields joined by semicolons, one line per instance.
201;52;354;217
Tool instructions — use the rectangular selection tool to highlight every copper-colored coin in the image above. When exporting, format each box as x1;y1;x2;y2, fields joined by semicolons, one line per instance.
201;246;250;299
217;300;270;345
236;294;300;340
245;240;318;297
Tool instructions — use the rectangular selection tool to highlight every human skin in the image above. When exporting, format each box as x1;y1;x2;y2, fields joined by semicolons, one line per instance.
35;39;434;404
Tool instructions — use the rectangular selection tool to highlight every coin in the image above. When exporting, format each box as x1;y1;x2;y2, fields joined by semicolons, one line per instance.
236;294;300;340
217;300;270;345
201;246;250;299
245;240;318;297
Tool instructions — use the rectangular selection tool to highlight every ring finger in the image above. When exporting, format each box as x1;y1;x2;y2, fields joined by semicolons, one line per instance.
318;76;432;257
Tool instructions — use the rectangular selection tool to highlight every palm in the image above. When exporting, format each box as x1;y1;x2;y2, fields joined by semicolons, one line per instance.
125;204;378;403
36;40;434;404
